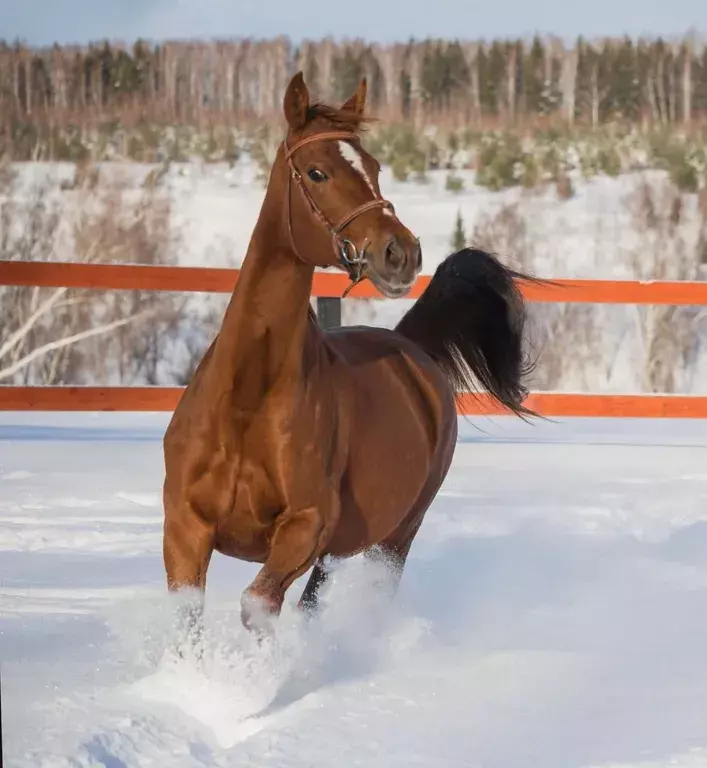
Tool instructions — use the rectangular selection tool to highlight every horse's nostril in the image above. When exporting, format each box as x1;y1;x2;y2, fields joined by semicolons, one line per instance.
384;237;406;270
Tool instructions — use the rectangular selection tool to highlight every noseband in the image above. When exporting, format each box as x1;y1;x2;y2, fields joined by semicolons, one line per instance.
282;130;398;293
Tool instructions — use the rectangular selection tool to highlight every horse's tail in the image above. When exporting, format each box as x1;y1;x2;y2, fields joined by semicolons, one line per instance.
395;247;545;419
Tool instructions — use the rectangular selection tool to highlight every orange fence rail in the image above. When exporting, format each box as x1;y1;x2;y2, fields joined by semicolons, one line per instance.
2;259;707;418
4;259;707;304
0;387;705;419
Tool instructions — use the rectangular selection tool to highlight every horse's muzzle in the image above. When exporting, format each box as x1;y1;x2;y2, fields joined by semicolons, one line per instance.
366;234;422;298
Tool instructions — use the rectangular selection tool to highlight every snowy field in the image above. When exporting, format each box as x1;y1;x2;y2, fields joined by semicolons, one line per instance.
3;412;707;767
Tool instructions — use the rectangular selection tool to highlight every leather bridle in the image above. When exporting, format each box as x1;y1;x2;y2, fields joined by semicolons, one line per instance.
282;130;399;294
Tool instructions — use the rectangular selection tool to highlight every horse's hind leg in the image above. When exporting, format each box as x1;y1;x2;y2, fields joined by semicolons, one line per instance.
297;557;330;615
368;513;424;590
163;495;215;656
372;463;450;595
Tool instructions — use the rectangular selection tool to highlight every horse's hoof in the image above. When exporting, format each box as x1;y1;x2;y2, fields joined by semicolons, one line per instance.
240;590;279;636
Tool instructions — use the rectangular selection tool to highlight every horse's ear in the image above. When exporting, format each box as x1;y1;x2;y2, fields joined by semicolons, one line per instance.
283;71;310;131
340;77;367;115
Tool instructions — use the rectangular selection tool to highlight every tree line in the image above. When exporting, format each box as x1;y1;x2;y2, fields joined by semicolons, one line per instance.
2;33;707;147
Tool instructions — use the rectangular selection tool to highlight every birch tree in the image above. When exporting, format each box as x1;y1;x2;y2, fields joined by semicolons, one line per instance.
0;163;182;385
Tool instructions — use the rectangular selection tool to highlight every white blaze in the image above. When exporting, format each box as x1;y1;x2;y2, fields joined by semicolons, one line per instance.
337;140;394;217
337;140;376;195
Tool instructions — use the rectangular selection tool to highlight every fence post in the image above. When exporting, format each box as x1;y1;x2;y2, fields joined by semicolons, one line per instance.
316;297;341;330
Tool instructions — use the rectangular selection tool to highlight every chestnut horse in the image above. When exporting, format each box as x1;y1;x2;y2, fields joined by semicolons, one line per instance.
162;72;536;644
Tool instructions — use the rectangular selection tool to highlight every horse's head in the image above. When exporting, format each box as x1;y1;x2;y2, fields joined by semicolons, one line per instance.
275;72;421;298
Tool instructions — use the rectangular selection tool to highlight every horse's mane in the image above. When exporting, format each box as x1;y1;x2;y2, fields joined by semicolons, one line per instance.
306;103;376;133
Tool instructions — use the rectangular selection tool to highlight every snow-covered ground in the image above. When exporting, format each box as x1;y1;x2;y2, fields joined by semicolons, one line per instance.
3;411;707;767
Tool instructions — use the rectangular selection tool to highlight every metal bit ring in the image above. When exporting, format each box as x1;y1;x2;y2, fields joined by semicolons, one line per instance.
339;238;361;266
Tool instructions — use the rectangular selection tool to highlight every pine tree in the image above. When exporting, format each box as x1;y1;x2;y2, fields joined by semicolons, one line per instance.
524;36;546;115
331;47;364;103
451;209;466;251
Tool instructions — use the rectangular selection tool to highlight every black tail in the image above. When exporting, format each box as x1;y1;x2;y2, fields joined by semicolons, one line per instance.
395;247;545;419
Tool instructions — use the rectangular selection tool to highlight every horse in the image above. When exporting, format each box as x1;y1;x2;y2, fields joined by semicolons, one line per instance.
162;71;537;645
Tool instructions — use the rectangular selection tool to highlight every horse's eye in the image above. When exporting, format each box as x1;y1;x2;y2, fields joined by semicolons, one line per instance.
307;168;328;183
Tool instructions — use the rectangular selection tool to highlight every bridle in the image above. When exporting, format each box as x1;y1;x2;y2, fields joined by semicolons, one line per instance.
282;130;399;295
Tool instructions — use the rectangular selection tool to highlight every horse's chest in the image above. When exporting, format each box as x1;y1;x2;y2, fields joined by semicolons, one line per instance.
231;456;281;520
213;453;284;561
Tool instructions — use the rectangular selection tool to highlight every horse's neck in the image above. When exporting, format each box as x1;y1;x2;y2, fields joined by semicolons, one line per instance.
211;217;316;405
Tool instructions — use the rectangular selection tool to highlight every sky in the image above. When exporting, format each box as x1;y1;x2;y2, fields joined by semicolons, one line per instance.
0;0;703;47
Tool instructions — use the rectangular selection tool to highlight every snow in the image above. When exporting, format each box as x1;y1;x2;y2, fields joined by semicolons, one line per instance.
3;412;707;767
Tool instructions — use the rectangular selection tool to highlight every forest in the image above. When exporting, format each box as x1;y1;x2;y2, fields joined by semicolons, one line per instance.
1;33;707;162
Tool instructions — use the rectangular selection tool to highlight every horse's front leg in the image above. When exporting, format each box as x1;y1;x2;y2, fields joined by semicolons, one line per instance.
163;495;215;658
240;497;339;632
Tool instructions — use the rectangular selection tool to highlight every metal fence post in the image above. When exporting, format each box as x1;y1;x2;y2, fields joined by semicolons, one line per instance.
316;297;341;330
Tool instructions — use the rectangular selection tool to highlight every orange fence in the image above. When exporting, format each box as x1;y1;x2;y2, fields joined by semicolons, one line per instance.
2;260;707;418
3;259;707;303
0;387;705;419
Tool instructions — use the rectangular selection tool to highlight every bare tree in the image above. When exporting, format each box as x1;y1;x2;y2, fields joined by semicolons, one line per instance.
624;177;707;392
0;161;182;385
560;43;578;126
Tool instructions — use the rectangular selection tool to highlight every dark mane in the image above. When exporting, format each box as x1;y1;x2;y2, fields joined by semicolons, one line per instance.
306;102;376;132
